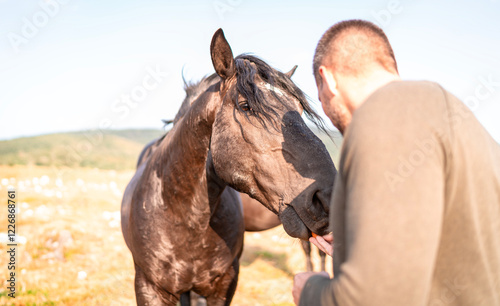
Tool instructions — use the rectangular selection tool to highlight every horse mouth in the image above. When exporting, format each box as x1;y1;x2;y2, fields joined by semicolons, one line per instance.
278;201;329;240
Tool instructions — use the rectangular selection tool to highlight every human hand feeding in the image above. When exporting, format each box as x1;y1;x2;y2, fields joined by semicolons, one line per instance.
310;233;333;257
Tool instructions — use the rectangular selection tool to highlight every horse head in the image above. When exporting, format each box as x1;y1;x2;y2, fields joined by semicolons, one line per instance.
209;29;337;240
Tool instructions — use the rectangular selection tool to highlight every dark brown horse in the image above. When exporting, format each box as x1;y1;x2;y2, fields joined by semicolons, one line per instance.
121;29;336;305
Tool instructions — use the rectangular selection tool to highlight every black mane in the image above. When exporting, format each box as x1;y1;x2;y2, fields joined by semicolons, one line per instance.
173;73;220;124
233;54;326;132
174;54;327;133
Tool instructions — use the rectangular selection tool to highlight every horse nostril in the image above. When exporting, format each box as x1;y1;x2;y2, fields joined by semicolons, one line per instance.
313;191;330;212
305;191;329;223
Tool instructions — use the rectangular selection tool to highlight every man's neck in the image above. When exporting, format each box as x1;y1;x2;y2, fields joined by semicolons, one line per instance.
342;70;401;114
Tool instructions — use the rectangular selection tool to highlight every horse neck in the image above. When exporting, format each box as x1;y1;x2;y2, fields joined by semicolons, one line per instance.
150;84;225;227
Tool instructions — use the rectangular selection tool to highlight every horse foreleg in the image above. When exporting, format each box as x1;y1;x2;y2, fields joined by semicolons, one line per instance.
223;259;239;306
134;264;178;306
205;259;239;306
301;240;313;272
180;291;192;306
319;248;326;272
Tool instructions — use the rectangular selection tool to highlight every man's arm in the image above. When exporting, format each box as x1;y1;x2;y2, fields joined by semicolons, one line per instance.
299;95;448;305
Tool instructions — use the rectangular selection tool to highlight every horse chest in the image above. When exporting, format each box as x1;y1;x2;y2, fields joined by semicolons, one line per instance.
151;229;234;295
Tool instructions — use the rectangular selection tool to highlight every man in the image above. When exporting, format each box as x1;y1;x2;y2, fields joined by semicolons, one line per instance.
292;19;500;305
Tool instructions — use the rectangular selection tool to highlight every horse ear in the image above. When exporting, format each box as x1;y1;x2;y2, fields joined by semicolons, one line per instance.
285;65;298;78
210;29;235;80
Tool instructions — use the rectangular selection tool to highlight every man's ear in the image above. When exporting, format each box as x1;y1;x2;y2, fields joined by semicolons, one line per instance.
210;28;235;80
319;65;338;97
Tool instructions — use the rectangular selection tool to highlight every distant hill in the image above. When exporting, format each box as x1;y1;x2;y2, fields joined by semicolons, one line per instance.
0;129;165;170
0;128;342;170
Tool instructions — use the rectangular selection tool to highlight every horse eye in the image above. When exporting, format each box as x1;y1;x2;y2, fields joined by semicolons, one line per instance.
239;101;250;112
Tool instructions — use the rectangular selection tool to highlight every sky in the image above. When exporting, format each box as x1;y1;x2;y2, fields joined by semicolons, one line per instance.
0;0;499;141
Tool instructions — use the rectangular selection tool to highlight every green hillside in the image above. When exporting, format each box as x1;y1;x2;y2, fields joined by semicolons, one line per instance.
0;128;341;170
0;129;165;170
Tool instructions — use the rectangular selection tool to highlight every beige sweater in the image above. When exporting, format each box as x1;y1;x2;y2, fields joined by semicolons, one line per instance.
300;81;500;305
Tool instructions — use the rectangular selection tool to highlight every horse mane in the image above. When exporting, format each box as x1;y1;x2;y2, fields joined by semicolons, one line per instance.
170;54;327;133
233;54;327;133
173;73;220;124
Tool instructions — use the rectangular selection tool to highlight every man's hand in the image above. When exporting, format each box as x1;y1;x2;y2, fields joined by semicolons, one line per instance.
310;233;333;256
293;271;330;305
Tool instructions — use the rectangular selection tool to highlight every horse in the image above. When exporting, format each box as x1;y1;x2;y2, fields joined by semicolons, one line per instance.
121;28;336;305
241;193;326;272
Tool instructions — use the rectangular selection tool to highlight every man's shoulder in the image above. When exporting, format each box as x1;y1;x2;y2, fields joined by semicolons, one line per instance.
378;80;442;92
343;80;452;153
364;80;445;111
350;80;448;131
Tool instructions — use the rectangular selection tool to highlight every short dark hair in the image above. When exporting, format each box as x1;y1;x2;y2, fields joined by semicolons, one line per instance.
313;19;398;84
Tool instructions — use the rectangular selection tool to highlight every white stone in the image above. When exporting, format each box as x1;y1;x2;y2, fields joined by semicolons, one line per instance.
77;271;87;280
40;175;50;186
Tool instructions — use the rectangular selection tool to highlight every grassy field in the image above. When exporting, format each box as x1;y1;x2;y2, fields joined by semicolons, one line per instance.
0;165;332;305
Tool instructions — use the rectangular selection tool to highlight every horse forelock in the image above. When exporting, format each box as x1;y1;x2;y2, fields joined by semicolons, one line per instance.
233;54;327;133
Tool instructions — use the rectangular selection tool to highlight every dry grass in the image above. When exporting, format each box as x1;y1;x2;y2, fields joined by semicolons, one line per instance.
0;165;331;305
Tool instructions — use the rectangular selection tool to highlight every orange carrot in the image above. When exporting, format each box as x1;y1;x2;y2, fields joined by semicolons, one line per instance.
311;232;318;238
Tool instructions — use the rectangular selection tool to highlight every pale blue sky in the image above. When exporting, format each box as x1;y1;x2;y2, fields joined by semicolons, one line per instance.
1;0;499;141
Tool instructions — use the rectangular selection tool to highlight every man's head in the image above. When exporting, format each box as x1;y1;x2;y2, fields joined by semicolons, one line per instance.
313;19;400;133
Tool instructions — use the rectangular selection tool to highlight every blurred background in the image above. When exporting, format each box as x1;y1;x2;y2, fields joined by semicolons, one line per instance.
0;0;499;304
